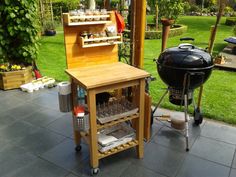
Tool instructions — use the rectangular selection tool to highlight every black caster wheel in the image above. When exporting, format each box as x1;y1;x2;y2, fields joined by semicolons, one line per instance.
193;108;203;126
75;145;82;152
91;168;100;175
186;148;189;152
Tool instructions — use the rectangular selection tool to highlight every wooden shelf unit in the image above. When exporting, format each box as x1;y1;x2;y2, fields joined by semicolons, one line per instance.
63;11;120;69
63;10;150;173
63;13;111;26
79;34;123;48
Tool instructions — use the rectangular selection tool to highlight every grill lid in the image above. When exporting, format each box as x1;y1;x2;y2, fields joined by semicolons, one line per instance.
157;44;213;70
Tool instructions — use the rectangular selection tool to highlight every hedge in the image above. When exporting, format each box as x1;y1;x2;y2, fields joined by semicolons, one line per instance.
124;24;187;39
225;17;236;26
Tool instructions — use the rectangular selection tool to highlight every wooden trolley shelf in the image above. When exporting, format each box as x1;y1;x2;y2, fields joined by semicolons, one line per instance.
97;113;139;130
98;140;138;159
80;131;138;160
80;35;123;48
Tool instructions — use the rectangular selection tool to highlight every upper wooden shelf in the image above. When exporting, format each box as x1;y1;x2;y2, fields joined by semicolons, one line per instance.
79;34;123;48
63;13;112;26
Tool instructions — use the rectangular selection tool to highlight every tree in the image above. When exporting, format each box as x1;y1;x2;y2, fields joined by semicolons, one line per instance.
158;0;184;21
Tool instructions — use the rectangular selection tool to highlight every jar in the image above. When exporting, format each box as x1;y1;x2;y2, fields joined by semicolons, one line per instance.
100;9;108;21
93;9;100;21
77;9;85;22
99;32;107;42
85;9;93;21
81;31;88;39
93;33;100;43
69;10;78;16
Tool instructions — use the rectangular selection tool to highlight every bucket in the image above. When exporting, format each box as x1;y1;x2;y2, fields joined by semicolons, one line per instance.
58;81;71;112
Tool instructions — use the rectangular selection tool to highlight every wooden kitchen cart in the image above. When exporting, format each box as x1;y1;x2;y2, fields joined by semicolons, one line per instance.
66;62;149;174
63;10;150;174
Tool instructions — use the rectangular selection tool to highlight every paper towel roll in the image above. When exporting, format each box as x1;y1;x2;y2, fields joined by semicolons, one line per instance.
58;81;71;95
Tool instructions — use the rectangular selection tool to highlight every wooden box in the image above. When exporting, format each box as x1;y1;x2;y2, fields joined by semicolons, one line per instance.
0;66;33;90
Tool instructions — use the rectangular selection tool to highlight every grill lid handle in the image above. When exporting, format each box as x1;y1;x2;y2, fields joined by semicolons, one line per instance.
178;43;195;50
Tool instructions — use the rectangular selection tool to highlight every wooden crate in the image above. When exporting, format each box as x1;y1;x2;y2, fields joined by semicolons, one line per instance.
0;66;33;90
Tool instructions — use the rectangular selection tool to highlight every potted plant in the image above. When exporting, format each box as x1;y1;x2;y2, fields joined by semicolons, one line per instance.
43;21;56;36
0;0;39;90
157;0;184;51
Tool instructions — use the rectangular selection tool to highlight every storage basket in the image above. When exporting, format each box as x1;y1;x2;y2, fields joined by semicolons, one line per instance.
76;112;90;132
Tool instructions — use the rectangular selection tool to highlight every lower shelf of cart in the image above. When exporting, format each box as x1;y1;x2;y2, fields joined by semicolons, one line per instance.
98;140;138;159
79;132;138;159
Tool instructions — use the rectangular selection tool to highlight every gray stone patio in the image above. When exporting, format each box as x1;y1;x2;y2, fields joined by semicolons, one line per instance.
0;88;236;177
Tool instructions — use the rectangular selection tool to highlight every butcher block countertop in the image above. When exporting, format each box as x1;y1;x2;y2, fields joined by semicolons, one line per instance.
65;62;150;89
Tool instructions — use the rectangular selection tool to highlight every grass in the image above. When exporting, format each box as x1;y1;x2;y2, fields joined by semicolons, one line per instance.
38;16;236;124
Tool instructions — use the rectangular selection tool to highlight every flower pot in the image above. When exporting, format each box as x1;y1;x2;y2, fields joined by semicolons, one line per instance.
161;18;175;26
0;66;33;90
161;18;175;52
44;30;56;36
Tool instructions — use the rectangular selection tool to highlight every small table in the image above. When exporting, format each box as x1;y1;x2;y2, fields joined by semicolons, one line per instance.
65;62;150;170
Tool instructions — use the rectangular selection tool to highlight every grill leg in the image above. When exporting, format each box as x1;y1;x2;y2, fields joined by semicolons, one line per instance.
152;89;168;115
184;94;189;151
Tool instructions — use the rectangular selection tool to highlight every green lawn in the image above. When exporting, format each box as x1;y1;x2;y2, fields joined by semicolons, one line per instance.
38;16;236;124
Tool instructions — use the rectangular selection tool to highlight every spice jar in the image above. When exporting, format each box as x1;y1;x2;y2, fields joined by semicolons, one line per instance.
85;9;93;21
77;9;85;22
99;32;107;42
81;31;88;39
100;9;108;21
93;33;100;43
93;9;100;21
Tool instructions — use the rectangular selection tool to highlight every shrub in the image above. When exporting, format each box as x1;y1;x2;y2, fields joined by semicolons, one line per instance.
158;0;184;21
225;17;236;26
52;0;79;22
124;24;187;40
208;5;218;12
183;1;191;14
224;6;234;16
0;0;40;65
93;0;119;9
189;4;201;13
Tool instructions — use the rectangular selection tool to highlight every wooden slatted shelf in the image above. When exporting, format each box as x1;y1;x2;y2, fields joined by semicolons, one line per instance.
80;133;138;160
79;34;123;48
97;113;139;130
98;140;138;159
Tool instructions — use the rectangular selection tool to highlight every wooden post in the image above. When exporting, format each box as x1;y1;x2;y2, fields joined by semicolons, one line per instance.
104;0;111;10
208;0;226;54
155;4;159;31
133;0;146;69
130;0;136;66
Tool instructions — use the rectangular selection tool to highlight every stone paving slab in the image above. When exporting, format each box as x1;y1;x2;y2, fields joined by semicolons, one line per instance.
0;88;235;177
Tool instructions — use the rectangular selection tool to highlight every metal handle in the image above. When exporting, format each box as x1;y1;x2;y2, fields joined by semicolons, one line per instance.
178;43;195;50
180;37;195;41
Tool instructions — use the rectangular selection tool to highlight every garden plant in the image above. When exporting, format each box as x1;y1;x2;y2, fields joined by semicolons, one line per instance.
0;0;40;65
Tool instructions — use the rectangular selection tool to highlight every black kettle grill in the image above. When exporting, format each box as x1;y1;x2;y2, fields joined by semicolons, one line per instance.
157;43;214;105
152;41;214;151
